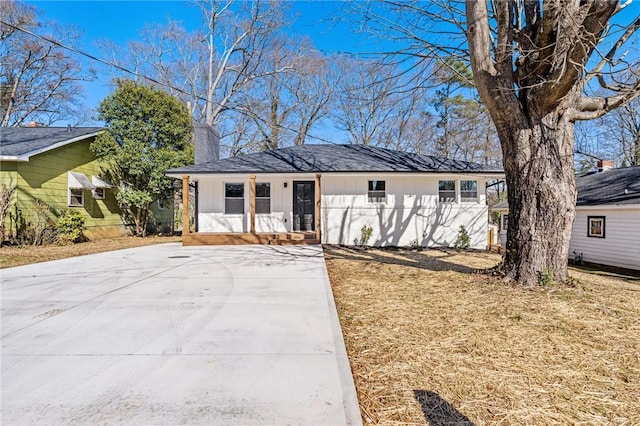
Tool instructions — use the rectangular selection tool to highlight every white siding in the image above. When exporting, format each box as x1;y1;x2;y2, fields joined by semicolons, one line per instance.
196;174;314;233
197;176;245;232
322;175;488;249
194;173;491;248
569;207;640;270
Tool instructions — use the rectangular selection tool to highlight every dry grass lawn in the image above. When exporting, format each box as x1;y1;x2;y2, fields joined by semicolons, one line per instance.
324;246;640;425
0;235;182;268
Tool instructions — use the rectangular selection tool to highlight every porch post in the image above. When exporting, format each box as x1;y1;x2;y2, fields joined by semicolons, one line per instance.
182;175;189;236
315;174;321;242
249;175;256;235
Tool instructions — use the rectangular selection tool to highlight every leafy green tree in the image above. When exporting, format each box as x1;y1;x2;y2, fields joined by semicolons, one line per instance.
91;79;193;236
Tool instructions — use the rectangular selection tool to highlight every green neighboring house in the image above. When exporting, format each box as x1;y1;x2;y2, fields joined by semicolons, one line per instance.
0;126;128;239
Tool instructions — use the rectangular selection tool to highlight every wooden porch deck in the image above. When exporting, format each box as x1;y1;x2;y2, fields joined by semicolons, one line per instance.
182;232;320;246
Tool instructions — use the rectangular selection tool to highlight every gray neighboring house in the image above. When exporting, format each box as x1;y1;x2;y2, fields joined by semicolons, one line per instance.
493;165;640;271
167;144;504;247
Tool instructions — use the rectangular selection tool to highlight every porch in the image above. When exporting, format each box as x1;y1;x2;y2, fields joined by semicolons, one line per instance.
180;174;322;246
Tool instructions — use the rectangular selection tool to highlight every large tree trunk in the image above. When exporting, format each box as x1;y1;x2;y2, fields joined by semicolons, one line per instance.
497;107;577;286
462;0;617;286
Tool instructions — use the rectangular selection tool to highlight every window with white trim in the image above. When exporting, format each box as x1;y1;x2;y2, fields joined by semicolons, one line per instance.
92;188;105;199
438;180;456;202
587;216;605;238
69;189;84;207
368;180;386;203
501;214;509;231
256;183;271;214
225;183;244;214
460;180;478;202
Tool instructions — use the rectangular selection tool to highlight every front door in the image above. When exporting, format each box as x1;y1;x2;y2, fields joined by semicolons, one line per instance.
293;181;315;231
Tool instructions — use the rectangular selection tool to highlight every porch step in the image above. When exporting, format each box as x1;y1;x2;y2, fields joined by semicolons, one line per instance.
267;232;319;245
182;232;320;246
268;238;320;245
269;232;317;241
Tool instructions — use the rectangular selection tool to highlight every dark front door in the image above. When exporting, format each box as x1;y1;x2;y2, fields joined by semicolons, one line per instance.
293;181;315;231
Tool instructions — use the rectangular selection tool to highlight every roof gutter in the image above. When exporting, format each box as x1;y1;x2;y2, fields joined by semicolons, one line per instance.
0;155;29;162
166;170;505;178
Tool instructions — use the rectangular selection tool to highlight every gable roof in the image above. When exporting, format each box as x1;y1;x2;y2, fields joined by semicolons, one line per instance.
167;144;504;175
577;166;640;206
0;127;103;161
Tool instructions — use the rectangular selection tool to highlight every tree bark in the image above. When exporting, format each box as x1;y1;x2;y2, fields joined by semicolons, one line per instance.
497;107;577;286
465;0;589;286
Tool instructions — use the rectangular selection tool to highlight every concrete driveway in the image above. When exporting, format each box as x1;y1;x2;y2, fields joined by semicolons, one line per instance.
1;243;361;425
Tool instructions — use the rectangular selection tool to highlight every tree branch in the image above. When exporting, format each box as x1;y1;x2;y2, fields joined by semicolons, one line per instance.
571;86;640;121
584;14;640;86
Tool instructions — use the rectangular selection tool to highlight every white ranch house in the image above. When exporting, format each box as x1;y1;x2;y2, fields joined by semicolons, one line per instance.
167;144;504;248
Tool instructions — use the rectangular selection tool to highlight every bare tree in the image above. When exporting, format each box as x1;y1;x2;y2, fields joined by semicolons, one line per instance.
610;100;640;166
0;1;95;127
290;51;337;146
240;36;337;150
335;59;409;146
576;98;640;168
358;0;640;286
383;87;436;153
465;1;639;285
101;0;290;128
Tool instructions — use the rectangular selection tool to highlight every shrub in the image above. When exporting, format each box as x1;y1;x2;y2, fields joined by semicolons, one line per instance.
539;268;554;286
32;200;54;246
360;225;373;247
56;210;85;244
0;184;16;246
453;225;471;250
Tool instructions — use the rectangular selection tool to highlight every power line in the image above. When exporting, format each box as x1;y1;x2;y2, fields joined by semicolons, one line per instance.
0;19;339;145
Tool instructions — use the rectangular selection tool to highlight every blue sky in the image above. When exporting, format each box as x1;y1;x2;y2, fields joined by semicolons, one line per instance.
27;1;371;121
21;0;640;131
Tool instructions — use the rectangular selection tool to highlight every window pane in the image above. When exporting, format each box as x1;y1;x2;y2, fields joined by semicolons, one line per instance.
256;198;271;214
225;198;244;214
69;189;83;206
461;180;478;201
368;191;386;202
439;180;455;191
255;183;270;198
461;180;477;191
368;180;385;191
92;188;105;199
438;180;455;202
368;180;385;202
588;216;605;238
225;183;244;198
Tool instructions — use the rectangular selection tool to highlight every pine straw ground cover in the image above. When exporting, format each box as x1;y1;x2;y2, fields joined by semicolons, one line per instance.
0;235;182;268
324;246;640;425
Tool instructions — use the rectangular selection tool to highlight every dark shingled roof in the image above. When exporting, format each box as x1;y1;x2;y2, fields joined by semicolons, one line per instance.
577;166;640;206
0;127;103;158
167;144;504;175
491;166;640;210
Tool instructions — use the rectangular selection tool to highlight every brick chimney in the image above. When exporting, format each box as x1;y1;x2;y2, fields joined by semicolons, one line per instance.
597;159;614;172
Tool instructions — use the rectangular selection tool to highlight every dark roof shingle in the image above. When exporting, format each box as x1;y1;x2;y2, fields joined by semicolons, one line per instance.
168;144;504;174
576;166;640;206
0;127;103;158
491;166;640;210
